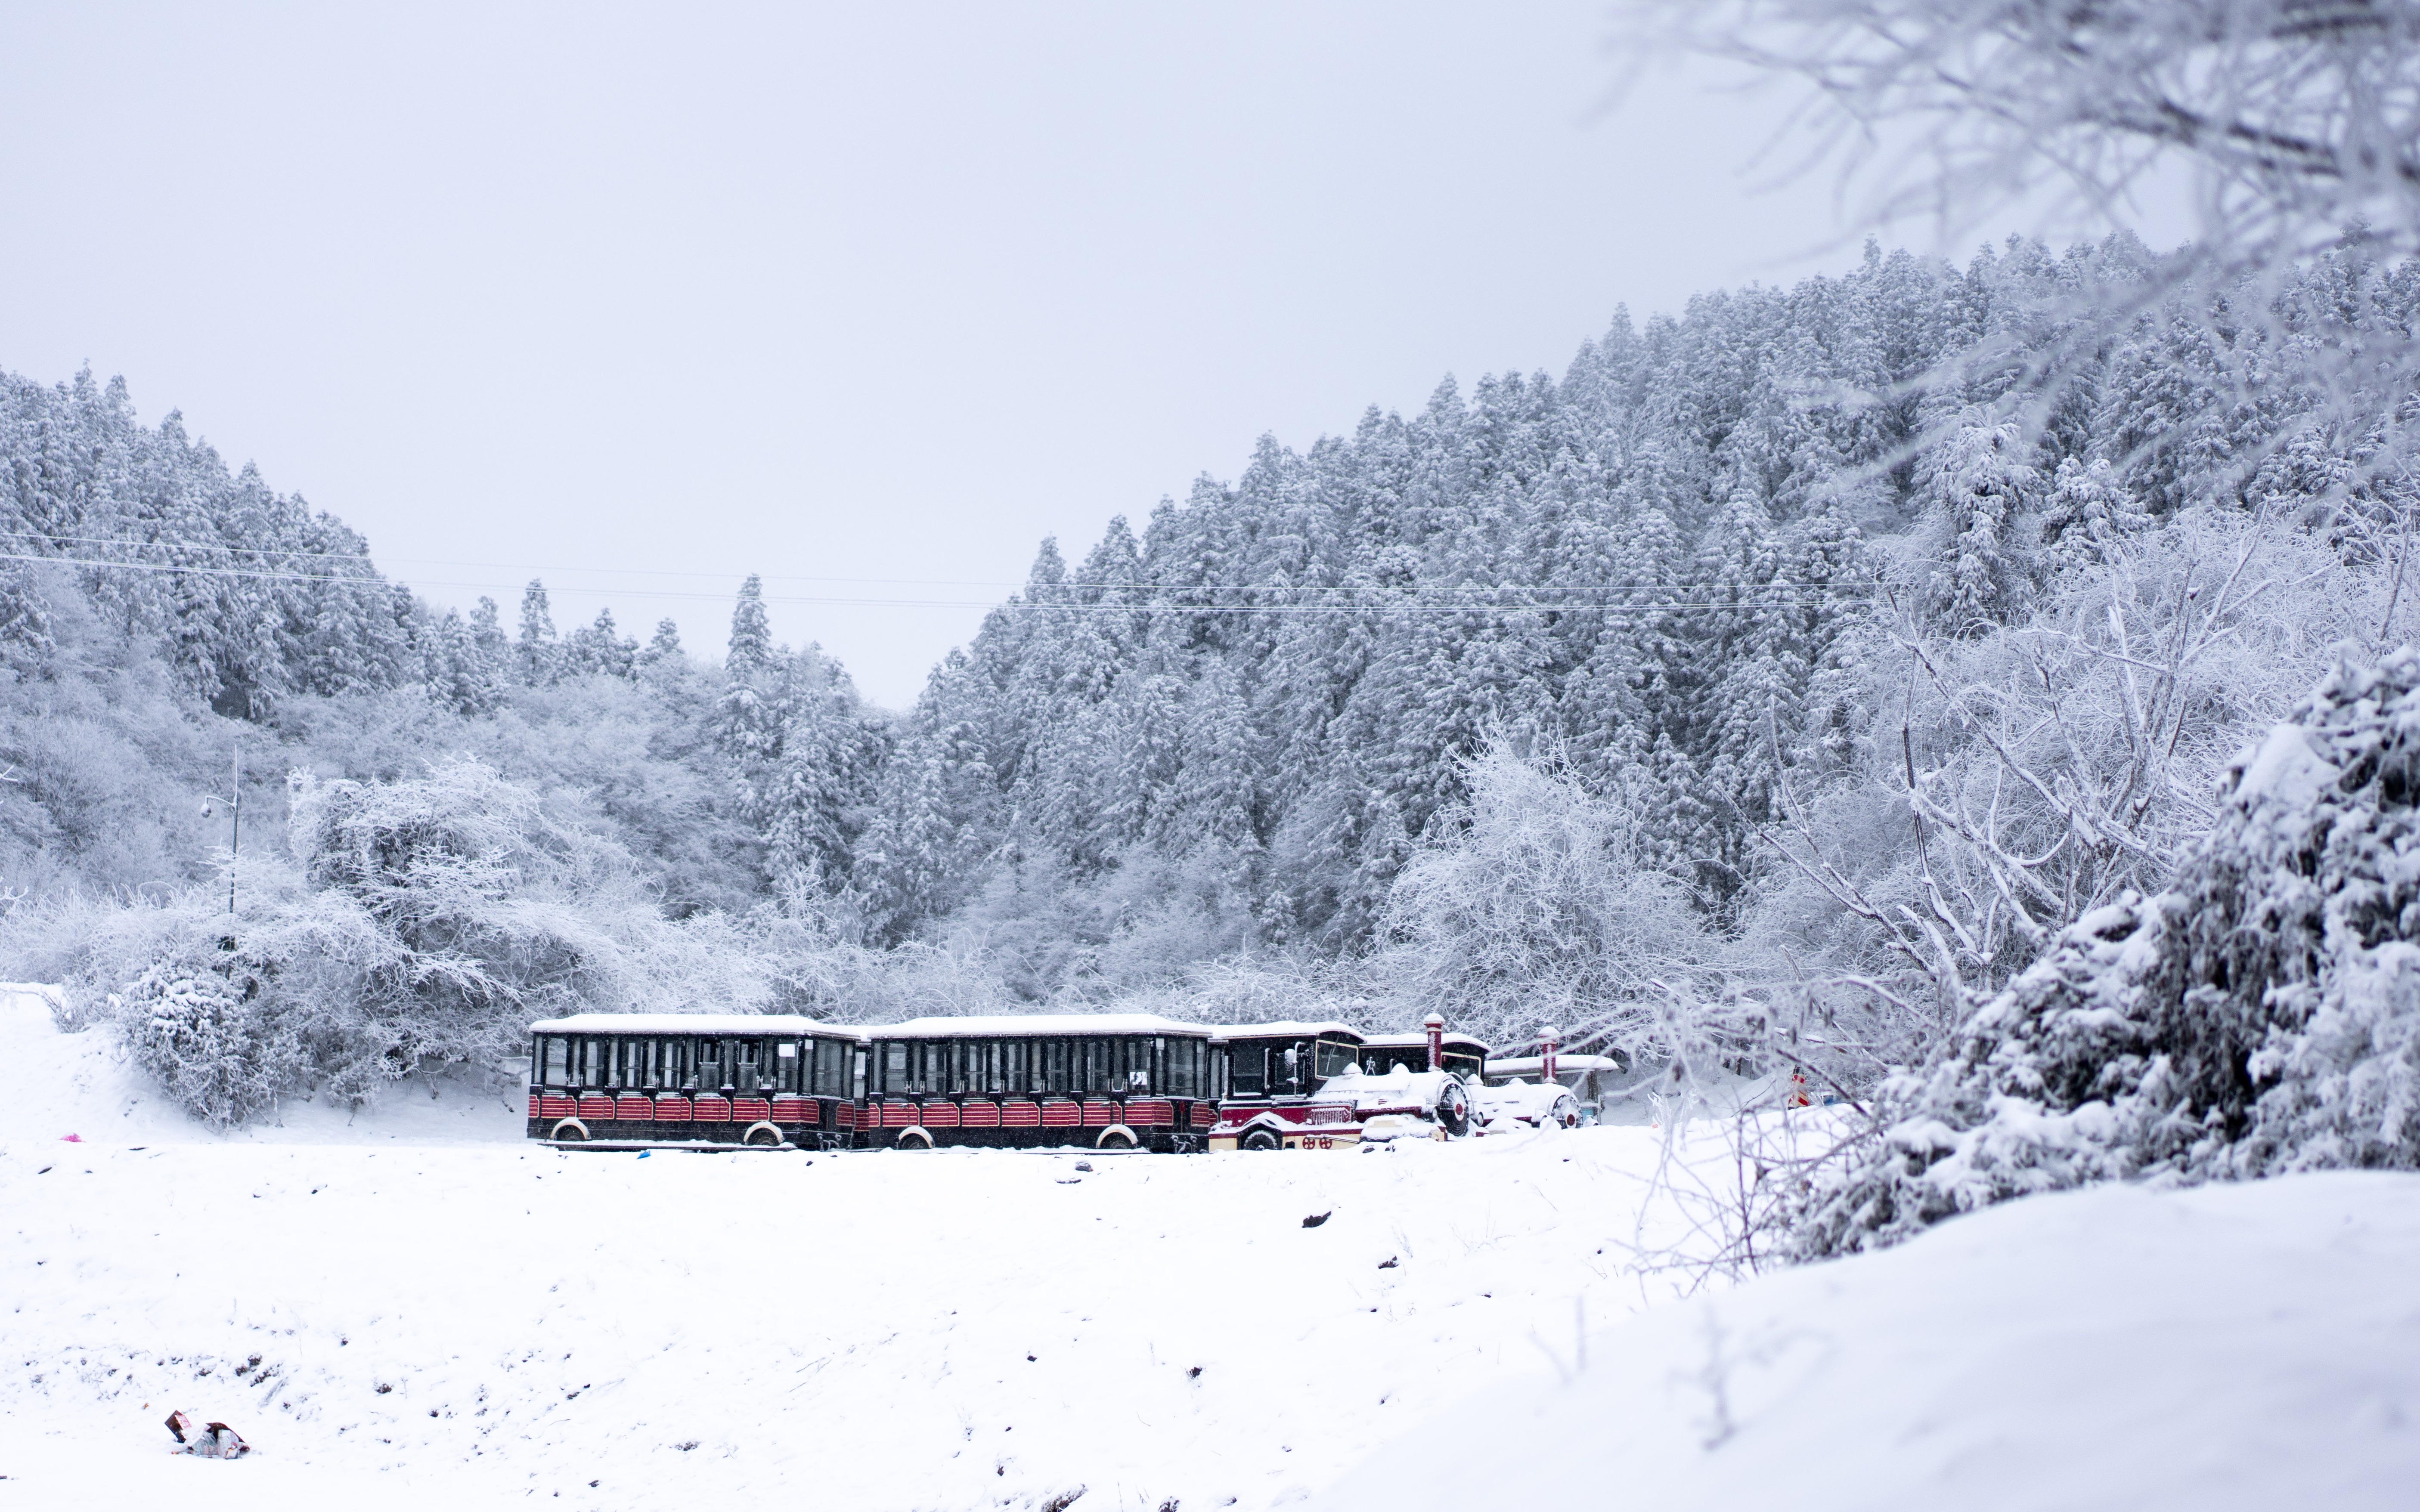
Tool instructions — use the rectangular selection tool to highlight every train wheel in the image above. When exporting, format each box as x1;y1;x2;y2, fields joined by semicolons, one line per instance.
1241;1128;1282;1152
1096;1126;1137;1151
895;1127;935;1150
1436;1081;1472;1138
743;1122;784;1147
550;1118;590;1142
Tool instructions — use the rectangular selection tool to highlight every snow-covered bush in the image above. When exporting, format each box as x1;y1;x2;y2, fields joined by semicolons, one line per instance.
1377;745;1718;1052
1754;504;2392;1076
121;948;306;1128
1790;651;2420;1258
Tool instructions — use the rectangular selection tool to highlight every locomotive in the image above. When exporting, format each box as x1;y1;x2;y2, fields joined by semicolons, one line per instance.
524;1011;1491;1151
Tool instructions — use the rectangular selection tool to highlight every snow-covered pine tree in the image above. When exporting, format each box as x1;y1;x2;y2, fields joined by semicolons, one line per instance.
640;616;682;665
424;606;505;716
567;606;637;679
1919;417;2044;633
516;579;562;685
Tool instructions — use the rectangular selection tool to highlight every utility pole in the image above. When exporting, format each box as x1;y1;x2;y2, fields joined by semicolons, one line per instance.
205;736;241;918
228;736;240;916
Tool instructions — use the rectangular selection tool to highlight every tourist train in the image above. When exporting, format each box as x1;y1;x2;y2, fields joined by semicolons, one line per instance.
523;1011;1563;1151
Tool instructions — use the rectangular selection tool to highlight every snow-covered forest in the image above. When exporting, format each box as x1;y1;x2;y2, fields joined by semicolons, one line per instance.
6;227;2415;1139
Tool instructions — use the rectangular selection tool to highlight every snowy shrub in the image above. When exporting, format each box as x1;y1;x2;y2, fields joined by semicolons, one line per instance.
1377;745;1718;1053
1790;651;2420;1258
121;950;306;1128
1754;504;2392;1075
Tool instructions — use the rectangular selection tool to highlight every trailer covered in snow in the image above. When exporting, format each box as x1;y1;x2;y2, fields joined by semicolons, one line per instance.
527;1014;866;1149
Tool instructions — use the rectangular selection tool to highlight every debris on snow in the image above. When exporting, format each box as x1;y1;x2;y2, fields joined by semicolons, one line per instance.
164;1409;250;1458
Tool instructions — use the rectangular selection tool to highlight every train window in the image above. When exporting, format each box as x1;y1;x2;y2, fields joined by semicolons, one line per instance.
951;1040;972;1096
811;1038;843;1097
1042;1039;1068;1094
735;1039;762;1090
1230;1045;1264;1095
883;1042;907;1095
1316;1040;1354;1080
541;1036;570;1086
774;1041;801;1094
1209;1045;1228;1098
1000;1039;1024;1093
1167;1039;1199;1097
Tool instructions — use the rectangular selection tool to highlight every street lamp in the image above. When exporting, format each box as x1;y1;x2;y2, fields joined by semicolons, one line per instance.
199;737;240;918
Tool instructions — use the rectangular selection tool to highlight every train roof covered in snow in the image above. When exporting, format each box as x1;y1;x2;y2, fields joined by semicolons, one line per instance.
528;1014;865;1037
869;1014;1221;1039
1211;1020;1364;1041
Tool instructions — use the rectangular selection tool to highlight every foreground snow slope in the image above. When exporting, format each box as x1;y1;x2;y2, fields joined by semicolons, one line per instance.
0;990;1705;1512
8;988;2417;1511
1320;1171;2420;1512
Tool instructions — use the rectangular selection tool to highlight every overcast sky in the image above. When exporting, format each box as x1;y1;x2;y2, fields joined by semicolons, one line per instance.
0;3;2181;708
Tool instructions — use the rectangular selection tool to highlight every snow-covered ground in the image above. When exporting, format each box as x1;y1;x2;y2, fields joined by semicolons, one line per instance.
6;986;2417;1511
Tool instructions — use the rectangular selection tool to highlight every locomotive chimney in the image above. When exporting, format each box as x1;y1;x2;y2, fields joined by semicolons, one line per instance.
1424;1013;1444;1073
1540;1026;1560;1085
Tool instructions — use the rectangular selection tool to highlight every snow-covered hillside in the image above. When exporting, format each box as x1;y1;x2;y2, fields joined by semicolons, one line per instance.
6;988;2416;1512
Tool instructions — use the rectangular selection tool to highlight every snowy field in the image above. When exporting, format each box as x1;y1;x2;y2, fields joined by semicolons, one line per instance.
6;987;2418;1512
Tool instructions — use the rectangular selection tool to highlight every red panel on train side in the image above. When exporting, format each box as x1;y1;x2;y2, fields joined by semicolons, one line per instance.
881;1101;920;1128
540;1095;576;1119
770;1097;813;1123
616;1095;653;1121
1125;1100;1174;1127
1191;1103;1215;1128
1081;1101;1121;1128
1039;1099;1080;1128
959;1100;1000;1128
654;1096;691;1122
578;1094;614;1121
732;1098;771;1122
836;1102;859;1129
920;1102;962;1128
527;1094;541;1118
1001;1101;1041;1128
692;1095;733;1122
